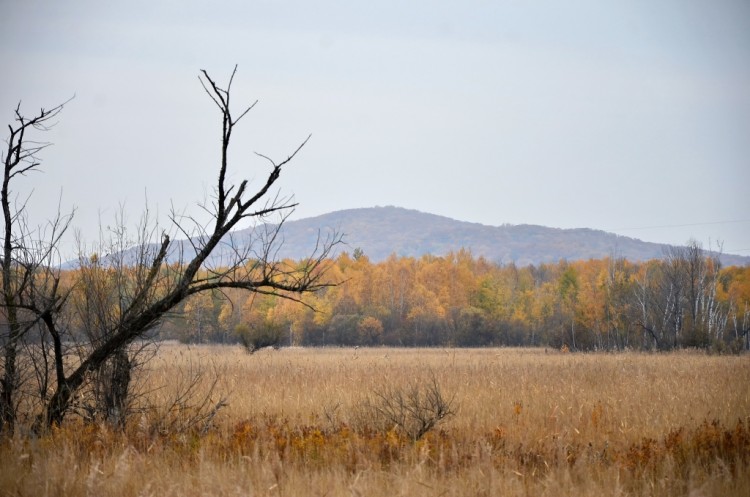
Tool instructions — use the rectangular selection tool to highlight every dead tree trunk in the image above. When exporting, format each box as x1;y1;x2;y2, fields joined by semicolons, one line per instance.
43;67;340;428
2;68;339;434
1;100;71;434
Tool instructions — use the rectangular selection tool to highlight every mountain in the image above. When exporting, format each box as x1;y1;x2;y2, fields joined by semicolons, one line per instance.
71;206;748;269
225;206;749;267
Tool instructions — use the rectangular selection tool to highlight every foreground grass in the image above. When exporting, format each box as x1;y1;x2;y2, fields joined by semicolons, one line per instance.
1;346;749;496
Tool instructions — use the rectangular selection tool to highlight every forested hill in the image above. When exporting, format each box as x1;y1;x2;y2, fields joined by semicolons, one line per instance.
229;206;749;267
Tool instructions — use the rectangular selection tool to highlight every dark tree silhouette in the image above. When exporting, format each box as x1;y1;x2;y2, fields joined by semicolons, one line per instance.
1;67;340;433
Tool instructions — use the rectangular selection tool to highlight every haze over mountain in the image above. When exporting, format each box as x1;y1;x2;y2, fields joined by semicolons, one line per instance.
222;206;748;267
72;206;748;269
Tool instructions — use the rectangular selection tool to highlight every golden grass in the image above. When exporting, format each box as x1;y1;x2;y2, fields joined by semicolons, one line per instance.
1;346;749;496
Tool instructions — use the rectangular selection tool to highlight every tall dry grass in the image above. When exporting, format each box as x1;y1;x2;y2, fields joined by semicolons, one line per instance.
1;346;748;496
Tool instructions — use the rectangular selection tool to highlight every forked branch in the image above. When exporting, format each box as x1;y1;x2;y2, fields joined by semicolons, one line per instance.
41;67;340;428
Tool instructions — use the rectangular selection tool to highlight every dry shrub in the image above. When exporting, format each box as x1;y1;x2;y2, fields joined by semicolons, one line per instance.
360;374;456;441
129;349;228;437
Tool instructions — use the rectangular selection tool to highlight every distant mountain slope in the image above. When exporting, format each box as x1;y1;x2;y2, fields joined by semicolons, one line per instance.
227;206;749;267
75;206;747;269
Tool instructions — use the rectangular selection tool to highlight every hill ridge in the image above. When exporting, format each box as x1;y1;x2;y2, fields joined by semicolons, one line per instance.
68;207;747;268
228;206;748;267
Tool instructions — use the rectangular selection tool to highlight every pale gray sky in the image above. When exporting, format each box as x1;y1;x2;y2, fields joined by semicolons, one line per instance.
1;0;749;258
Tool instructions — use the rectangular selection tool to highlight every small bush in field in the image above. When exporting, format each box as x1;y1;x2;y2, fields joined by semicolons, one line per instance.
236;322;283;353
363;375;456;441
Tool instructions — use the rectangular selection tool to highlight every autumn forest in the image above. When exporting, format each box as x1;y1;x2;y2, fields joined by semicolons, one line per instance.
150;242;750;352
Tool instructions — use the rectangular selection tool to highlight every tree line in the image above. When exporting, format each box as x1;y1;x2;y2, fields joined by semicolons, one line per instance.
159;245;749;352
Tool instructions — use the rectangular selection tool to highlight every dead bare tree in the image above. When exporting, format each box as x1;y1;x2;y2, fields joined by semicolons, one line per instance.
1;100;74;434
41;67;341;428
1;67;340;433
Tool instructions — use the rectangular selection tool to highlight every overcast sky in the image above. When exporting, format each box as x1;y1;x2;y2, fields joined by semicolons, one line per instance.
1;0;749;258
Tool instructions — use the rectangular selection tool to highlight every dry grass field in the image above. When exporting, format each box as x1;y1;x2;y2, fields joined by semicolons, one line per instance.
1;346;748;496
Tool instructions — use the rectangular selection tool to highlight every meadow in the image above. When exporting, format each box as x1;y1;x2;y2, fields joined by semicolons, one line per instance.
1;345;748;496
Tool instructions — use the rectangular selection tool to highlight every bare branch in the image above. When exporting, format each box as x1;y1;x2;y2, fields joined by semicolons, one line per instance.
35;68;341;429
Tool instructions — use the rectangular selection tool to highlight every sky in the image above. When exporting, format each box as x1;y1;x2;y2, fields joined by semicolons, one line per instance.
1;0;749;259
